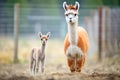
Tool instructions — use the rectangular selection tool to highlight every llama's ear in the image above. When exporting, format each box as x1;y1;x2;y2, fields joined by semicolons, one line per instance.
63;2;67;11
75;1;80;11
38;32;42;38
46;32;51;38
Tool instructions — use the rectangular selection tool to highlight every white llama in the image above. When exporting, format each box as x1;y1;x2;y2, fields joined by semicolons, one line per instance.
63;2;89;72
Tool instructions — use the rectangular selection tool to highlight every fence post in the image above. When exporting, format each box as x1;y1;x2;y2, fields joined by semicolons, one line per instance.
105;7;109;57
98;6;102;61
14;3;19;63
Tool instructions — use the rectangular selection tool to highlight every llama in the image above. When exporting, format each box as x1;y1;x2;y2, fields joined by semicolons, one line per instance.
30;32;50;75
63;2;89;72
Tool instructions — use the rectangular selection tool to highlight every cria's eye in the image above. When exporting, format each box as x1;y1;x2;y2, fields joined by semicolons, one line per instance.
41;38;43;40
46;39;48;41
74;14;77;16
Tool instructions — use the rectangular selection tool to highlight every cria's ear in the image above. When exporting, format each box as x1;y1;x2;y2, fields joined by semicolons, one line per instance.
63;2;68;11
75;1;80;11
38;32;42;38
46;32;51;38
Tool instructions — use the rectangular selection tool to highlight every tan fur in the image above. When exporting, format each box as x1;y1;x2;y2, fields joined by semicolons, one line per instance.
67;5;76;11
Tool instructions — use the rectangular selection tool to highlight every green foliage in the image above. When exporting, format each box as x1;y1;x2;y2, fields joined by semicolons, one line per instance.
102;0;119;7
83;0;103;6
82;0;119;7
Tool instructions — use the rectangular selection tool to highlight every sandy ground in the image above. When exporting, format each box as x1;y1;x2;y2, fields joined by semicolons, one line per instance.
0;57;120;80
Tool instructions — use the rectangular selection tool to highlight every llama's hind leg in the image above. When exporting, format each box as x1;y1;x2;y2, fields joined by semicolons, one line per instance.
67;58;75;72
30;58;34;74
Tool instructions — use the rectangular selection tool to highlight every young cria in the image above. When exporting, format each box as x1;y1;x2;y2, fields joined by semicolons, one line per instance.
30;32;50;75
63;2;89;72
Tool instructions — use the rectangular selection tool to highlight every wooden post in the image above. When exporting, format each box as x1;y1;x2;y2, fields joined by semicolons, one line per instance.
98;6;102;61
14;3;19;63
105;7;109;57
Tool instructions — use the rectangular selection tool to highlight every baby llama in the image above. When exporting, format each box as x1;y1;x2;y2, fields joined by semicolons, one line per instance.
30;32;50;75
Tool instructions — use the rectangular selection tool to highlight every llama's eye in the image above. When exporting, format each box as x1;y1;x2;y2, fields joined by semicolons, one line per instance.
41;38;43;40
74;14;77;16
46;39;48;41
65;14;68;16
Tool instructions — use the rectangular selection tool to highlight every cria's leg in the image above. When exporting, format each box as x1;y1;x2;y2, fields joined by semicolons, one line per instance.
30;57;34;74
33;60;36;75
67;58;75;72
35;54;40;73
30;50;34;74
41;59;45;73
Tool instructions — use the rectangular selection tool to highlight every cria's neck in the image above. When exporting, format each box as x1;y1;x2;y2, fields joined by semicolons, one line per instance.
41;44;46;54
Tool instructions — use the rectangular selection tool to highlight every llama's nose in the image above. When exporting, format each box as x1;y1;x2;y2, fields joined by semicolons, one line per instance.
69;18;72;22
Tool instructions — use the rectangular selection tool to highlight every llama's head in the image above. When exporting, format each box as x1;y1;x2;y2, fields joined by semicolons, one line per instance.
38;32;51;45
63;2;80;25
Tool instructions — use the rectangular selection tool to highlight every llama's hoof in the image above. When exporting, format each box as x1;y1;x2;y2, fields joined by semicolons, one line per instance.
71;69;75;72
76;68;81;72
70;68;75;72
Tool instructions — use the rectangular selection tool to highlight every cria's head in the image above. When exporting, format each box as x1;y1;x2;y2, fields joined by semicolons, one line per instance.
63;2;80;24
38;32;51;45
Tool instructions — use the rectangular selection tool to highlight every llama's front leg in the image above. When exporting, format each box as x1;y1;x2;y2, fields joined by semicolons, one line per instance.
41;59;45;73
67;58;75;72
76;55;85;72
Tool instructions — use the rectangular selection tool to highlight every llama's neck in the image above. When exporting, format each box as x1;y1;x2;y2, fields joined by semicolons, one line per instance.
41;44;46;54
68;22;78;45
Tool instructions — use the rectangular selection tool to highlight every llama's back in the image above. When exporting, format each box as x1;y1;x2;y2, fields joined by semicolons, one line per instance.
64;26;89;54
77;27;89;54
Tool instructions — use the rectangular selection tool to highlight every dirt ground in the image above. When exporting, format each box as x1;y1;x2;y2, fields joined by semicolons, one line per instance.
0;57;120;80
0;38;120;80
